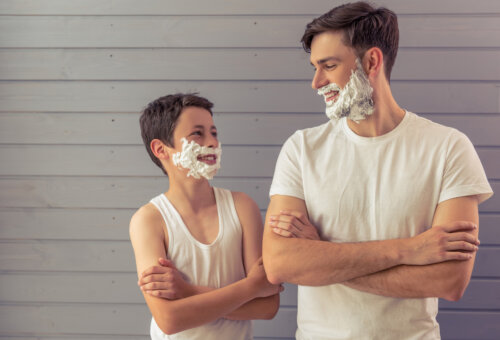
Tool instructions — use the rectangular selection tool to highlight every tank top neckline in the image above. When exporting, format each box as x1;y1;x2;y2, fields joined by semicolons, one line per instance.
161;187;223;249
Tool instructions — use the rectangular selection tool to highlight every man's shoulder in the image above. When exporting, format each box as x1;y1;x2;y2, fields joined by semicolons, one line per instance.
409;112;457;134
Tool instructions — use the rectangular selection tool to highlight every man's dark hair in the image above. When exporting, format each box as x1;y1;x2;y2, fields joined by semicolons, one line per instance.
139;93;214;175
301;1;399;81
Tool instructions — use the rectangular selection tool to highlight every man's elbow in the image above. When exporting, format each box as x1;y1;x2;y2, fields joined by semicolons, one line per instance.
441;274;471;302
263;246;286;285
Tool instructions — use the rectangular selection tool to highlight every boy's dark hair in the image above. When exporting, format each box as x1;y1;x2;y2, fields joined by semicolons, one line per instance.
139;93;213;175
301;1;399;81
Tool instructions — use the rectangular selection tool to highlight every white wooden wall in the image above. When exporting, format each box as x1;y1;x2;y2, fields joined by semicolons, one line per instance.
0;1;499;339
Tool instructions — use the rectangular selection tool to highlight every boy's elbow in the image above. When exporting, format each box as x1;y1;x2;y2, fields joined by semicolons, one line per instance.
154;313;183;335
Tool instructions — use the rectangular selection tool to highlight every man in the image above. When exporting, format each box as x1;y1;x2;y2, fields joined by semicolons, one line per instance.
262;2;493;339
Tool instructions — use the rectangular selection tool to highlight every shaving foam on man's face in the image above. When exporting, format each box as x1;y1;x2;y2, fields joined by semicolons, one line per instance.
317;59;375;123
171;137;222;180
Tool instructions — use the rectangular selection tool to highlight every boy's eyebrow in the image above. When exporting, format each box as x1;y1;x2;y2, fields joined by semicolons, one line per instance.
192;124;217;130
310;56;341;66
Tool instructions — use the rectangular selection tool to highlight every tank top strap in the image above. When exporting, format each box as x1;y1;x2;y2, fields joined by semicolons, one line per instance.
213;187;242;233
149;194;179;249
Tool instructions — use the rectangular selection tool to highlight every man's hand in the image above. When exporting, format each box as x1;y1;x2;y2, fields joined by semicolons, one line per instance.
269;210;320;240
246;257;284;298
401;221;479;265
138;258;194;299
270;210;478;266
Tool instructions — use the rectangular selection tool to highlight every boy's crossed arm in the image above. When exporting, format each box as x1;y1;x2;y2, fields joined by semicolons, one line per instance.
130;194;280;335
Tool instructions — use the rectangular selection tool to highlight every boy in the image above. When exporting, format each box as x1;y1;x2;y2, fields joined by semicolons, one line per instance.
130;93;281;339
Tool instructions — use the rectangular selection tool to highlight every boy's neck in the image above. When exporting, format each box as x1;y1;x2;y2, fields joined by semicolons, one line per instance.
165;177;215;213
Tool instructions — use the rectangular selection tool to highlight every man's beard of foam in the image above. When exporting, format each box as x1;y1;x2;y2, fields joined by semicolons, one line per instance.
317;59;375;123
171;138;222;180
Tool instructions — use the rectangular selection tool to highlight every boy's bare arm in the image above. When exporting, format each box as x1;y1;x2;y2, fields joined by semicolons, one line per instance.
130;204;280;335
139;192;281;321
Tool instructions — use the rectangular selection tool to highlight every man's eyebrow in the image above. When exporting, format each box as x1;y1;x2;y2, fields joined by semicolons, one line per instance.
310;56;341;66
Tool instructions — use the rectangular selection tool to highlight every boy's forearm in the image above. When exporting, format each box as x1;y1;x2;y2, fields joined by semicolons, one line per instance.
151;277;260;334
225;294;280;320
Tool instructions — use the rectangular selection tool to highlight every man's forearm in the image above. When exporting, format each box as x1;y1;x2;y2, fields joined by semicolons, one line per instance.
343;258;475;301
263;233;406;286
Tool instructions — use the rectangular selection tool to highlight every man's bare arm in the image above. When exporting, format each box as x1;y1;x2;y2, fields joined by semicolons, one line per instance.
263;195;478;286
342;196;479;301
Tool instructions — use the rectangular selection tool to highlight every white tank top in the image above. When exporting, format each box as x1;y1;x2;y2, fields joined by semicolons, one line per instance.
149;187;252;340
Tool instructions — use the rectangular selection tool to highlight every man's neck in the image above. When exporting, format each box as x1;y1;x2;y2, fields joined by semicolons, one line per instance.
346;85;405;137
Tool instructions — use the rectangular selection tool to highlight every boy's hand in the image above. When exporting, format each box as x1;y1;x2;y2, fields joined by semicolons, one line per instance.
138;258;193;299
269;210;320;240
246;257;284;298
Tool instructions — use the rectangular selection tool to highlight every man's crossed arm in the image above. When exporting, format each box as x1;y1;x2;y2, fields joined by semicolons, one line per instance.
262;195;479;301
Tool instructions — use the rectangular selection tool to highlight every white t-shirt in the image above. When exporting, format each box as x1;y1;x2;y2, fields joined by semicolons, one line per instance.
269;111;493;340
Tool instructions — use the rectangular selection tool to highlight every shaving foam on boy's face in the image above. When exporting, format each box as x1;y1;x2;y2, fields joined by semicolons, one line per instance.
171;138;222;180
317;59;374;123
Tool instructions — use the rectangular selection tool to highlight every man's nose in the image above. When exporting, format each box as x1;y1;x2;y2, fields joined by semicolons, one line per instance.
311;70;329;90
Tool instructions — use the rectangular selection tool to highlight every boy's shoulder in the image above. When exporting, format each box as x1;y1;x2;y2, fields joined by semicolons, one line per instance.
129;202;165;239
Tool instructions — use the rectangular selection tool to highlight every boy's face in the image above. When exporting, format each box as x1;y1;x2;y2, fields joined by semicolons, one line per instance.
171;106;219;152
309;30;358;95
167;106;221;180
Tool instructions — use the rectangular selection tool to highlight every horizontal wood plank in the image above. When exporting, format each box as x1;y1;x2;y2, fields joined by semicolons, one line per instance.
1;240;499;275
0;145;498;179
0;81;498;114
1;16;499;48
1;113;500;146
3;269;499;309
1;208;498;243
1;177;498;212
0;271;298;305
0;208;133;240
0;303;296;337
1;0;499;15
0;177;271;209
0;304;498;338
1;49;499;81
437;311;500;339
0;145;280;177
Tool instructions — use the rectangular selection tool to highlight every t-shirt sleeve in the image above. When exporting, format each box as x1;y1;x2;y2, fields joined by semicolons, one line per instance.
269;132;304;200
439;129;493;204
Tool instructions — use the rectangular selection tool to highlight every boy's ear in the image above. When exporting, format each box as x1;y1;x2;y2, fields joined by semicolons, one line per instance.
150;139;170;161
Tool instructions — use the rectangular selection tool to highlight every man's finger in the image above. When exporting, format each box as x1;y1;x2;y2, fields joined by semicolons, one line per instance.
442;221;477;233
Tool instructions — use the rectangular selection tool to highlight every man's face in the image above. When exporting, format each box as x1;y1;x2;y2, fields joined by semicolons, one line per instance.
310;30;375;122
310;30;358;93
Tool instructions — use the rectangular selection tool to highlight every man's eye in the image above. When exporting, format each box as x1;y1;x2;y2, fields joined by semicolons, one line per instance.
212;131;218;137
191;131;202;136
325;64;337;70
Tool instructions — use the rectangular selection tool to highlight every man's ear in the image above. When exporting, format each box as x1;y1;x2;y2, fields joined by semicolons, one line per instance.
150;139;170;161
362;47;384;80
